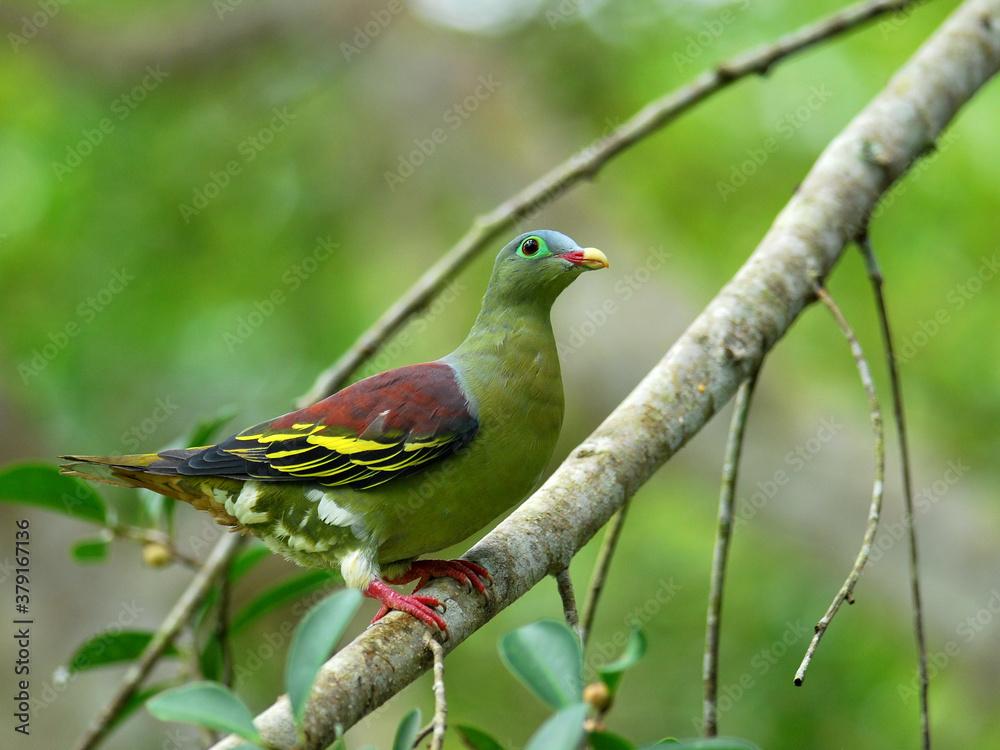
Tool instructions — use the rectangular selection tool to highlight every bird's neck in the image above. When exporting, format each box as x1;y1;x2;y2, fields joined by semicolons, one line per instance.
444;290;561;389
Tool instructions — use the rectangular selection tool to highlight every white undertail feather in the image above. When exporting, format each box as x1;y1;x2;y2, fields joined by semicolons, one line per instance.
285;532;331;553
225;481;269;525
306;487;359;527
340;548;379;590
317;497;358;527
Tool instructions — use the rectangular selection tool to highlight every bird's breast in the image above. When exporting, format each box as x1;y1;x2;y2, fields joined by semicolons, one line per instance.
372;330;565;562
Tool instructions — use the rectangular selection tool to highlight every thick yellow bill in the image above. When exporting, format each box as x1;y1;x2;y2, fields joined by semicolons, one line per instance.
576;247;609;270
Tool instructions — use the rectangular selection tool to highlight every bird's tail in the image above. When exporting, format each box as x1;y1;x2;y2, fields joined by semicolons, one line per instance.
60;452;167;487
60;452;243;526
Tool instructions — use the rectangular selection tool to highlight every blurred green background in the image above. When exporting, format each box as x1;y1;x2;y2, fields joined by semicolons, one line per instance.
2;0;999;748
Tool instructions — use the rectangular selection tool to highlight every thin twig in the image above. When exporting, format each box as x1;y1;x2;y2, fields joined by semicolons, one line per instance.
580;501;631;649
297;0;930;406
72;532;244;750
555;568;581;640
426;636;447;750
413;725;433;749
795;287;885;686
217;551;235;688
858;234;930;749
704;375;758;736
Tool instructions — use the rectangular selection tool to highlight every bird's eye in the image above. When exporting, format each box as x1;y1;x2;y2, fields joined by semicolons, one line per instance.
521;238;540;256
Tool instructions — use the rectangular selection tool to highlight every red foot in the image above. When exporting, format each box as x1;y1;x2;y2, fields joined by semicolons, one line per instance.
386;558;492;598
365;559;492;631
365;580;447;631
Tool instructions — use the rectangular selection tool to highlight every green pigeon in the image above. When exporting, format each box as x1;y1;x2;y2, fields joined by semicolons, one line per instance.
62;231;608;630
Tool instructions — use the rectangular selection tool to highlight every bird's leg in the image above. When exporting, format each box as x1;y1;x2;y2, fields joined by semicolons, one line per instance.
366;560;492;631
386;558;491;597
364;579;447;631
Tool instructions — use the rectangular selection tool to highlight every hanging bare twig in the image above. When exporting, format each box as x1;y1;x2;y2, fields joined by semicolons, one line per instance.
704;375;758;735
858;234;930;749
579;502;631;648
795;287;884;686
555;568;582;640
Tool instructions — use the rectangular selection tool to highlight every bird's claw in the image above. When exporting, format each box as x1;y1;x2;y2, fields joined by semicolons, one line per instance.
364;558;491;632
395;558;491;600
365;580;448;631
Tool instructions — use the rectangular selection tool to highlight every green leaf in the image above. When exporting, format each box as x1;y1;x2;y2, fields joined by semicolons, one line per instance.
70;535;110;563
231;570;340;635
285;589;362;725
0;463;106;524
146;681;262;744
107;681;174;733
391;708;421;750
590;730;637;750
200;634;224;682
193;585;221;635
67;630;177;674
186;406;239;449
597;626;647;695
640;740;760;750
456;724;509;750
524;703;587;750
194;543;267;635
136;486;169;529
498;619;583;709
230;542;270;583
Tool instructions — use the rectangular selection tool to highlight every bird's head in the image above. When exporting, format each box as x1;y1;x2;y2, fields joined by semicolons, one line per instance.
488;230;609;306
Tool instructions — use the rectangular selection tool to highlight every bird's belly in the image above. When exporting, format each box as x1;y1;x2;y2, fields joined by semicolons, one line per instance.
372;406;559;563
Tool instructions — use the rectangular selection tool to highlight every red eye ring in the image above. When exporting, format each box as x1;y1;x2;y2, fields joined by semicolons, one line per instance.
521;238;540;256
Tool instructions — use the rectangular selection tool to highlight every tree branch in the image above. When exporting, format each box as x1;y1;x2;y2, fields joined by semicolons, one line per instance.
207;2;1000;746
297;0;930;406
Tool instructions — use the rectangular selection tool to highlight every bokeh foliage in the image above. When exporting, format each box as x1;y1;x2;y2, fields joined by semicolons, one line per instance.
1;0;999;748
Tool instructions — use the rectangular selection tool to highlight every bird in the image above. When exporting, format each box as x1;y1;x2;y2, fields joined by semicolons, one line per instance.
61;230;608;630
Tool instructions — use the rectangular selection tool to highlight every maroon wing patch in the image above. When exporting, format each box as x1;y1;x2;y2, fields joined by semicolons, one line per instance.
175;362;478;489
